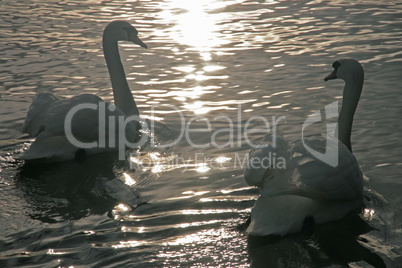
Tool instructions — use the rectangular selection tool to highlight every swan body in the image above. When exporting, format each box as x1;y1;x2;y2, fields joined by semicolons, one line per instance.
245;59;365;236
22;21;147;161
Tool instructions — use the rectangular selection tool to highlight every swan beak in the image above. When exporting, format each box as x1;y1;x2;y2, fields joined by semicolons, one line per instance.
130;33;148;49
324;70;337;81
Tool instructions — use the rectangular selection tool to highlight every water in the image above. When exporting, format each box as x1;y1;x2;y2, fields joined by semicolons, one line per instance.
1;0;401;267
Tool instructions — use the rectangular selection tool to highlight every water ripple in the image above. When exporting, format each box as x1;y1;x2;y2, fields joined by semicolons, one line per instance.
1;0;401;267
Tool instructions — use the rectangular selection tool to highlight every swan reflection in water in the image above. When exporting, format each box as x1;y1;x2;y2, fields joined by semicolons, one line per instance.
246;209;387;268
16;152;142;222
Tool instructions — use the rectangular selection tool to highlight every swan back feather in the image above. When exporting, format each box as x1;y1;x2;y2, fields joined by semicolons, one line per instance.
22;94;139;161
22;91;60;137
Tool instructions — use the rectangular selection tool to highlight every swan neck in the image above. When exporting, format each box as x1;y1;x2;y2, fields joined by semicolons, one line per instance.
338;78;363;152
103;37;139;116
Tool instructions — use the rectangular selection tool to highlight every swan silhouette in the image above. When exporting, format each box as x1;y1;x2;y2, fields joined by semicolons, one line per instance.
245;58;365;236
22;21;147;162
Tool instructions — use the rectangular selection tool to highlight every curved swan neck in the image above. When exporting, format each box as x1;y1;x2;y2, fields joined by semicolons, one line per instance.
338;77;363;152
103;35;139;117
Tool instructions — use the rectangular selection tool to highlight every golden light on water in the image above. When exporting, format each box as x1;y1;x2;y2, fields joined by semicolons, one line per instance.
112;240;146;249
129;152;186;174
116;203;130;212
122;172;136;186
154;1;248;116
183;101;212;114
363;208;375;221
129;152;233;174
161;227;235;247
214;156;231;163
159;0;228;53
172;66;195;73
195;163;211;173
203;65;226;72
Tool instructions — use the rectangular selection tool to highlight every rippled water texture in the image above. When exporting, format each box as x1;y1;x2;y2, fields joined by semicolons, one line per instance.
1;0;402;267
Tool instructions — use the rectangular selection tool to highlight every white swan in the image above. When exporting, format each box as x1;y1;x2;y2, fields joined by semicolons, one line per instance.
22;21;147;161
245;58;365;236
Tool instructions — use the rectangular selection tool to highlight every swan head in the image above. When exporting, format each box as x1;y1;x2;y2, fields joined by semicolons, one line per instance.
103;20;147;49
324;58;364;84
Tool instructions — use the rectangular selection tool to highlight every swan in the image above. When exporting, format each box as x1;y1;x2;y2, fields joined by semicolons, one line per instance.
21;21;147;162
244;58;365;236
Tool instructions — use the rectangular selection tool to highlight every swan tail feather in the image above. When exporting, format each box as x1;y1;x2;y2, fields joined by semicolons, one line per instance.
246;195;316;236
22;135;77;161
22;92;59;137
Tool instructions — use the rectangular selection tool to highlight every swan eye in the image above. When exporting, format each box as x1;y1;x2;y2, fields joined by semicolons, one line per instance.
332;61;341;70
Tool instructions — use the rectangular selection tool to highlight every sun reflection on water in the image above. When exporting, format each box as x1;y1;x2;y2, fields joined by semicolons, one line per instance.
158;227;243;255
122;172;136;186
158;0;229;53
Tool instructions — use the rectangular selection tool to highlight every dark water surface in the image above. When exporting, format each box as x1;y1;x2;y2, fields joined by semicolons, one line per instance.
1;0;401;267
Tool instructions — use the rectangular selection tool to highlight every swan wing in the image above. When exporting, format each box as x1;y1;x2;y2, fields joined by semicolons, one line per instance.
42;94;104;142
244;132;290;187
247;135;363;201
22;94;103;160
22;92;60;137
22;94;139;160
22;134;79;161
288;137;364;200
